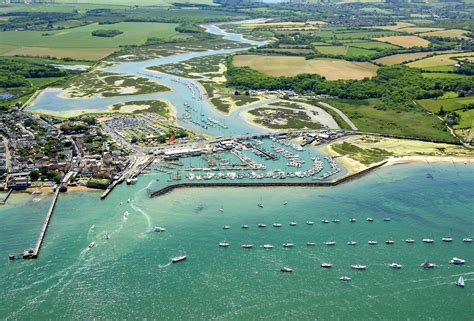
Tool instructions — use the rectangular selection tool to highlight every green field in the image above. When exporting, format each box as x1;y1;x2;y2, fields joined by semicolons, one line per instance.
416;96;474;113
0;22;181;60
421;72;470;79
326;98;456;142
314;45;376;57
343;40;399;50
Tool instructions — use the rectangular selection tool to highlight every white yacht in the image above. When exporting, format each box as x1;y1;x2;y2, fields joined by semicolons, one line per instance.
306;221;314;225
242;244;253;249
263;244;273;250
405;239;416;243
368;240;378;245
463;237;473;242
384;218;391;222
324;241;336;246
389;263;403;269
306;242;316;246
456;276;465;288
321;263;332;268
321;219;329;224
332;219;340;223
366;217;374;222
421;261;435;269
340;276;351;282
289;221;297;226
241;224;249;229
349;218;357;223
223;225;230;230
347;241;357;246
280;267;293;273
171;255;187;263
423;238;435;243
449;257;466;265
442;237;453;242
88;241;96;249
153;226;166;232
385;240;395;245
90;225;95;230
258;223;267;228
219;241;230;247
351;264;367;270
282;243;294;248
273;223;282;228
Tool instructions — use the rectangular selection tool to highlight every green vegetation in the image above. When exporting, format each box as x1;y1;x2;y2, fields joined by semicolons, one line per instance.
110;100;170;116
91;29;123;37
417;96;474;113
332;141;393;165
248;107;324;130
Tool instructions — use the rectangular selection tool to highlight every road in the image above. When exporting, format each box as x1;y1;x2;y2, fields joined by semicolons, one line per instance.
318;102;358;131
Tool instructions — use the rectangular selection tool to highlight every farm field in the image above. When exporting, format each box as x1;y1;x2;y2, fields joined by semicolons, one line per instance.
232;55;378;80
342;40;399;50
314;45;376;57
407;52;474;68
422;72;470;79
369;22;414;30
374;35;430;48
374;52;434;65
416;96;474;113
397;27;445;34
0;22;180;60
325;98;456;142
419;29;469;39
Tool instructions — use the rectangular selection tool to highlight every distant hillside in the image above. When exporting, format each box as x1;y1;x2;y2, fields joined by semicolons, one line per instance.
22;0;217;6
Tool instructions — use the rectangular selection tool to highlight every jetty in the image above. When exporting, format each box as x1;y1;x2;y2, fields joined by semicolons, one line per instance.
150;161;387;198
0;189;13;205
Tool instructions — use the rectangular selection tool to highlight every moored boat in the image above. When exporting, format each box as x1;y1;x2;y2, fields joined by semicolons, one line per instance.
463;237;473;242
306;221;314;225
242;244;253;249
347;241;357;246
368;240;377;245
289;221;297;226
280;266;293;273
423;238;435;243
367;217;374;222
449;257;465;265
241;224;249;229
272;223;282;228
384;218;391;222
223;225;230;230
321;219;329;224
219;241;230;247
258;223;267;228
324;241;336;246
282;242;294;248
385;240;395;245
421;261;435;269
306;242;316;246
263;244;273;249
340;276;351;282
332;219;340;223
351;264;367;270
405;239;415;243
321;262;332;268
442;237;453;242
389;263;403;269
349;218;357;223
153;226;166;232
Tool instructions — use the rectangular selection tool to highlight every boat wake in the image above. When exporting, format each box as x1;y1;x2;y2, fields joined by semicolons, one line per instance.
130;202;152;232
158;261;173;268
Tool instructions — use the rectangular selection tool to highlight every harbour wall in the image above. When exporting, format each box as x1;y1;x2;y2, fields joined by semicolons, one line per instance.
150;161;387;198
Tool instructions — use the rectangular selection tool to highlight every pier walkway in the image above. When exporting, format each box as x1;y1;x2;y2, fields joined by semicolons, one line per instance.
31;187;60;258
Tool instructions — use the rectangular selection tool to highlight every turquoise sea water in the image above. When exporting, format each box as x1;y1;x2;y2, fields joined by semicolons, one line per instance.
0;163;473;319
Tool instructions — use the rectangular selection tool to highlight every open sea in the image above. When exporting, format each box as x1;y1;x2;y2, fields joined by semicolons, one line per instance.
0;163;472;320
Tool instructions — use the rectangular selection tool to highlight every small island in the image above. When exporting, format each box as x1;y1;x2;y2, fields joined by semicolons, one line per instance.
91;29;123;38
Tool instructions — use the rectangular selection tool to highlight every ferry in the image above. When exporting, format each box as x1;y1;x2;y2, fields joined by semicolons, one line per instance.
405;239;416;243
258;223;267;228
347;241;357;246
241;224;249;229
423;238;435;243
351;264;367;270
456;276;465;288
340;276;351;282
463;237;473;242
368;240;378;245
219;241;230;247
389;263;403;269
171;255;187;263
366;217;374;222
88;241;96;249
306;242;316;246
153;226;166;232
280;267;293;273
282;242;294;248
306;221;314;225
272;223;282;228
421;261;435;269
385;240;395;245
449;257;465;265
242;244;253;249
263;244;273;250
321;263;332;268
349;218;357;223
442;237;453;242
324;241;336;246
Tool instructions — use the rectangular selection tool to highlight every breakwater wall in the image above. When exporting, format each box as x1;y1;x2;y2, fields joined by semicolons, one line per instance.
150;161;387;198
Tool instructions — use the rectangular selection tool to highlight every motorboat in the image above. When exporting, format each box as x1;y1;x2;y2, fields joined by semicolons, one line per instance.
351;264;367;270
272;223;282;228
385;240;395;245
321;263;332;268
88;241;96;249
340;276;351;282
349;218;357;223
171;255;187;263
90;225;95;230
263;244;273;249
242;244;253;249
241;224;249;229
389;263;403;269
258;223;267;228
347;241;357;246
405;239;416;243
283;201;288;205
421;261;435;269
223;225;230;230
306;221;314;225
456;275;465;288
280;267;293;272
306;242;316;246
442;237;453;242
324;241;336;246
123;211;129;217
153;226;166;232
366;217;374;222
219;241;230;247
105;233;110;240
321;219;329;224
423;238;435;243
289;221;297;226
126;178;137;185
282;243;294;248
368;240;377;245
449;257;465;265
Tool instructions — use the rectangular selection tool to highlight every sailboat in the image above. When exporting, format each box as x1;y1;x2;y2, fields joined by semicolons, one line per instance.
456;275;465;288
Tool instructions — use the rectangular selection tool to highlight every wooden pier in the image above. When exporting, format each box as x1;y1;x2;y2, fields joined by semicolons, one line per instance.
0;189;13;205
